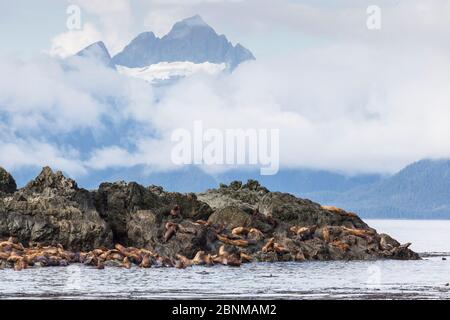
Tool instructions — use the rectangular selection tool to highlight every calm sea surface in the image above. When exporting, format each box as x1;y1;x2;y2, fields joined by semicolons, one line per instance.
1;219;449;300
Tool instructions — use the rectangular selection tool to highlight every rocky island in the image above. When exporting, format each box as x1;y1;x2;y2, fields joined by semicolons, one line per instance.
0;167;419;271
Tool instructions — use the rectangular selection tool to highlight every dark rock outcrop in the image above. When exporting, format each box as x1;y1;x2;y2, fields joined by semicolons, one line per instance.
0;167;16;194
0;167;112;251
0;169;420;269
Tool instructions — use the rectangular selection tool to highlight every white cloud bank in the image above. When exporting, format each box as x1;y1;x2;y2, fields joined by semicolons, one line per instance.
2;0;450;178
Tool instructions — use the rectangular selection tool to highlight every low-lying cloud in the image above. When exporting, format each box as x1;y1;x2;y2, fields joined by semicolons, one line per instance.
2;0;450;180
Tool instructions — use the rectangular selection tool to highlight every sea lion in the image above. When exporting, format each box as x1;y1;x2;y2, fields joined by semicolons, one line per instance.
59;259;69;267
294;250;306;262
194;220;210;226
96;261;105;270
7;254;23;263
322;205;357;218
122;257;131;269
140;254;152;268
216;234;249;247
248;228;264;241
175;254;192;267
14;259;25;271
240;252;253;263
232;227;250;237
322;227;330;242
262;238;275;253
164;223;178;242
290;226;317;240
342;227;375;239
115;244;128;255
192;251;207;265
331;240;350;252
221;254;241;267
218;245;228;257
0;252;9;260
274;243;289;254
175;259;187;269
92;249;104;256
8;237;18;244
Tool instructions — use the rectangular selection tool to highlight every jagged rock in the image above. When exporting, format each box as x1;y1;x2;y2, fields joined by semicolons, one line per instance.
0;167;113;251
0;171;420;265
208;206;252;229
0;167;16;194
94;181;214;251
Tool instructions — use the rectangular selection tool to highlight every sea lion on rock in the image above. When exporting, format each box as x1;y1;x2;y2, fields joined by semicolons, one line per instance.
232;227;250;237
247;228;264;241
139;254;152;268
294;250;306;262
164;222;179;242
274;243;289;254
342;227;375;242
240;252;253;263
290;226;316;240
322;227;330;242
121;257;131;269
175;254;192;267
262;238;275;253
194;220;210;226
220;254;241;267
217;234;249;247
331;240;350;252
0;252;9;260
192;251;203;265
321;205;358;218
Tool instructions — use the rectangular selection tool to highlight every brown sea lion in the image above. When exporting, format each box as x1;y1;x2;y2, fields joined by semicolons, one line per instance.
290;226;317;240
321;205;357;218
248;228;264;241
140;254;152;268
192;251;206;265
232;227;250;237
115;244;128;255
218;245;228;257
322;227;330;242
0;252;9;260
294;250;306;261
274;243;289;254
175;259;187;269
221;254;241;267
217;234;249;247
342;227;375;239
194;220;210;226
331;240;350;252
96;260;105;270
164;224;178;243
175;254;192;267
240;252;253;263
122;257;131;269
262;238;275;253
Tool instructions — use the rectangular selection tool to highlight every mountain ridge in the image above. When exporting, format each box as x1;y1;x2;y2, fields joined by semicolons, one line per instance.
111;15;255;70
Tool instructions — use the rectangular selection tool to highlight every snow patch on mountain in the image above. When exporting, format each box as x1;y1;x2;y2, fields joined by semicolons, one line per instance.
117;61;226;83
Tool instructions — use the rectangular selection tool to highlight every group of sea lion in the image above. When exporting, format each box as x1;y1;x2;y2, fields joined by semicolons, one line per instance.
0;201;418;271
0;237;176;271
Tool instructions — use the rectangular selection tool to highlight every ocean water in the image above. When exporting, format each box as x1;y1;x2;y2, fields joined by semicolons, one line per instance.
0;219;449;300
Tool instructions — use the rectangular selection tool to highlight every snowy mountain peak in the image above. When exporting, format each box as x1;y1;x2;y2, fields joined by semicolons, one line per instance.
112;15;255;70
75;41;115;69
